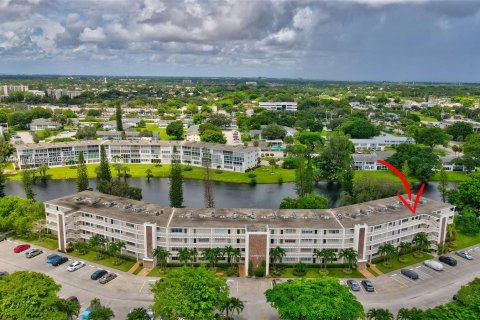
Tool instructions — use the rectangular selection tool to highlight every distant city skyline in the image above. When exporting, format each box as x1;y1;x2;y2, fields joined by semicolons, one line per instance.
1;0;480;82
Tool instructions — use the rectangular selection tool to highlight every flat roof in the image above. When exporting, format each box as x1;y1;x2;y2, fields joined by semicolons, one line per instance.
46;191;454;230
16;140;259;153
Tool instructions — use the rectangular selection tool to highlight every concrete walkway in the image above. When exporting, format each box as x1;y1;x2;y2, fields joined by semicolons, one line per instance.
369;264;384;275
357;264;375;279
127;261;141;274
138;267;152;277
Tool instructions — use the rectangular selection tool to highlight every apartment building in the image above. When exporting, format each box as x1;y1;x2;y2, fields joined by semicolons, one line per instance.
259;102;298;111
0;84;29;95
16;140;260;172
351;134;414;151
45;191;454;275
46;89;83;99
29;118;61;131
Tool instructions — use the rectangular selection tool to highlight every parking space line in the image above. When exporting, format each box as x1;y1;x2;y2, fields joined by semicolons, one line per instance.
389;274;409;288
413;268;434;279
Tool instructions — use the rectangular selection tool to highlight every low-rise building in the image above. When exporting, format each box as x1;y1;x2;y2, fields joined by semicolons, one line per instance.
259;102;297;112
29;118;61;131
96;131;143;141
44;191;455;274
351;134;414;151
16;140;260;172
185;125;200;142
46;89;83;100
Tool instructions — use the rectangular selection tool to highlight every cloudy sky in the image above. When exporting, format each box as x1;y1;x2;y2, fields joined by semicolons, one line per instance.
1;0;480;82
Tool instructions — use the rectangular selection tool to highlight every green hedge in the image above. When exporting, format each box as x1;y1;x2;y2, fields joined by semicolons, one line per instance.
275;262;350;269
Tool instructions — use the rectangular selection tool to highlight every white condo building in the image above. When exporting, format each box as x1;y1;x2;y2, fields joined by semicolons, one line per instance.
45;191;454;274
16;140;260;172
259;102;298;111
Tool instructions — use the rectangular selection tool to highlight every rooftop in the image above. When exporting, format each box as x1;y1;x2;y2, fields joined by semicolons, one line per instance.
46;191;454;229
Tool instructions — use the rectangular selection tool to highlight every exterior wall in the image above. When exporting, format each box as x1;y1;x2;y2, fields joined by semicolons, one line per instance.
17;142;260;173
259;102;297;111
44;198;455;267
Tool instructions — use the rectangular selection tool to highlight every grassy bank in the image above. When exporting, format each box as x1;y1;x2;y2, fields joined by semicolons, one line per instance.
452;232;480;250
68;250;136;272
374;252;434;274
11;234;59;251
7;163;471;184
279;268;364;279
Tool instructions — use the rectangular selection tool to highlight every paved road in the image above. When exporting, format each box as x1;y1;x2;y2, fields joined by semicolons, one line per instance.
0;239;154;319
2;237;480;319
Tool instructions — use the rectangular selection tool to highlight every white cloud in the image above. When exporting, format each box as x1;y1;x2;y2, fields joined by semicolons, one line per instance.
79;27;107;42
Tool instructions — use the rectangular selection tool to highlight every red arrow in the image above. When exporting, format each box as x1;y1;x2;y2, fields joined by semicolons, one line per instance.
376;160;425;215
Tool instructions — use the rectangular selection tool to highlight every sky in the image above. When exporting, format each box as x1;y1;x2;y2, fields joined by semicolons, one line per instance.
0;0;480;82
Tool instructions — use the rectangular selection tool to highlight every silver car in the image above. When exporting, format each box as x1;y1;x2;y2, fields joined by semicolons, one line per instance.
456;250;473;260
25;248;43;258
423;259;443;271
67;261;86;272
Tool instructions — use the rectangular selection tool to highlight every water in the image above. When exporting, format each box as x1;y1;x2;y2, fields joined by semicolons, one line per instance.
4;178;454;209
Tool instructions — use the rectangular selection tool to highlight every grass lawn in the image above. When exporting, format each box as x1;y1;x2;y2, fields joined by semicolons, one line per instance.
451;232;480;250
411;112;437;122
374;252;433;274
68;250;136;272
279;268;364;279
367;267;379;276
7;164;296;184
147;267;165;277
355;170;471;183
11;234;59;250
132;265;143;275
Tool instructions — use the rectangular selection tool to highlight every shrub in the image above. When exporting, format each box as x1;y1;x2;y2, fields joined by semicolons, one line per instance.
292;262;307;277
277;177;283;184
215;170;223;174
183;165;193;171
254;260;266;277
247;173;256;178
250;178;257;186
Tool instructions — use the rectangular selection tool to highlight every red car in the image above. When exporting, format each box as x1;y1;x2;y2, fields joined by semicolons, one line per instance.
13;244;30;253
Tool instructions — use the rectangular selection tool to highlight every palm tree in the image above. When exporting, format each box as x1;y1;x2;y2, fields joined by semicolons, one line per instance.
189;248;198;265
145;168;153;182
269;247;286;272
88;235;107;260
446;225;457;243
202;247;224;269
122;165;130;181
88;298;115;320
339;248;357;273
396;307;424;320
397;242;411;262
367;308;394;320
153;247;170;270
223;246;235;267
127;307;151;320
231;248;241;267
314;248;336;272
178;248;191;265
221;297;245;320
107;241;126;264
412;232;430;256
113;163;123;180
378;243;396;266
112;155;121;163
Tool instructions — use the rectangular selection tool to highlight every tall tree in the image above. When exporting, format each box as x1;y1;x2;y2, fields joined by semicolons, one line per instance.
294;153;313;197
366;308;394;320
169;148;184;207
221;297;245;320
21;168;35;201
166;120;184;140
76;152;89;192
127;308;151;320
203;156;215;208
87;298;115;320
0;271;80;320
0;166;6;197
315;132;355;183
153;247;171;270
151;267;229;320
265;278;364;320
97;145;112;183
437;167;449;203
116;104;123;131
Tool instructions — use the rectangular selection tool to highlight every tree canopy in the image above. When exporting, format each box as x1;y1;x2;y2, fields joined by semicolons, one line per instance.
280;194;328;209
151;267;229;320
338;118;379;139
414;127;451;148
386;143;440;181
446;122;474;141
0;196;45;234
166;120;184;140
265;278;364;320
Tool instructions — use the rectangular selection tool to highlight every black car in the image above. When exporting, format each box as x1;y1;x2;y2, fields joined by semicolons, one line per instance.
401;268;419;280
91;269;108;280
52;256;69;266
361;280;375;292
439;255;457;266
346;280;361;292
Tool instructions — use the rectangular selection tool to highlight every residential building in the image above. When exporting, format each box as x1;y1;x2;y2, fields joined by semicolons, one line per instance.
259;102;297;111
16;140;260;172
46;89;83;99
350;134;414;151
0;84;29;95
185;124;201;142
29;118;61;131
102;118;141;130
96;131;145;141
44;191;455;274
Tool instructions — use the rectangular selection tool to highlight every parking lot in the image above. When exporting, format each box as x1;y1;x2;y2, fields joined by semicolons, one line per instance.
0;239;154;319
355;246;480;313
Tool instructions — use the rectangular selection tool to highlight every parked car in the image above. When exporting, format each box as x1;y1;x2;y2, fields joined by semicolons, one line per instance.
81;307;92;319
66;296;79;304
67;261;86;272
46;254;63;264
439;255;457;266
90;269;108;280
13;244;30;253
361;280;375;292
25;248;43;258
0;271;8;277
423;260;444;271
99;272;117;284
401;269;419;280
346;280;360;291
52;256;69;267
456;250;473;260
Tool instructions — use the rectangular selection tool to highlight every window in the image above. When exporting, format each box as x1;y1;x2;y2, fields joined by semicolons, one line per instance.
284;239;296;244
171;228;185;233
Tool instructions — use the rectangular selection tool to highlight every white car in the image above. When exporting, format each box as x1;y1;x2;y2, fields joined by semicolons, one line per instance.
67;261;85;272
456;250;473;260
423;259;444;271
